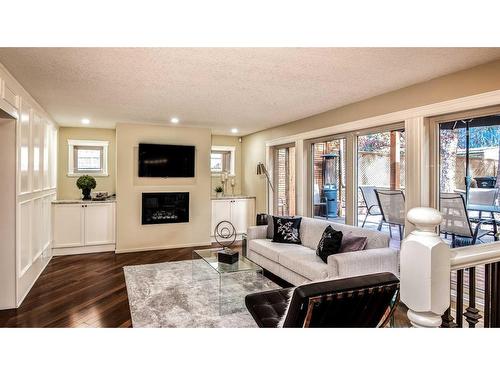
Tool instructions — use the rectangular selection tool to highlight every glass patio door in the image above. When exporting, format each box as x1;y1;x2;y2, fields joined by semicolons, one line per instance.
439;115;500;197
356;128;406;231
273;145;296;216
311;138;346;223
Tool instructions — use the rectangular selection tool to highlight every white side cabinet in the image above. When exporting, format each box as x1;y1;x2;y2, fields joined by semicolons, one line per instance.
52;201;116;255
211;197;255;236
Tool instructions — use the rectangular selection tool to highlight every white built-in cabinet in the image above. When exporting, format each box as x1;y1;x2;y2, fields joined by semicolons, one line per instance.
0;64;58;309
211;197;255;236
52;202;116;255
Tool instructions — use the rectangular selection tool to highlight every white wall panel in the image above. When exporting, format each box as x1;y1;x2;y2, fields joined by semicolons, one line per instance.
43;120;50;189
19;103;31;194
32;113;42;191
19;201;32;275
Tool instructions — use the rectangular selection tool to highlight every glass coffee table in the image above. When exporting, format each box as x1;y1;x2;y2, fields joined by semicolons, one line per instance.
192;248;264;315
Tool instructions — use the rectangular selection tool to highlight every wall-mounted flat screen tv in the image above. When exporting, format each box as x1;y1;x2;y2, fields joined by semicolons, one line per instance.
138;143;195;178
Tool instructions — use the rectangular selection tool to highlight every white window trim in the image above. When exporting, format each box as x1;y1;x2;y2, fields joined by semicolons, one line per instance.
211;145;236;176
68;139;109;177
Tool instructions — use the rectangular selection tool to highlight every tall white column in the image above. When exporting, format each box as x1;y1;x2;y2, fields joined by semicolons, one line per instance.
400;207;450;328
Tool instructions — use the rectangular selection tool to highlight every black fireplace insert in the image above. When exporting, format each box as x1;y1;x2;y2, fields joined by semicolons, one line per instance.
141;192;189;225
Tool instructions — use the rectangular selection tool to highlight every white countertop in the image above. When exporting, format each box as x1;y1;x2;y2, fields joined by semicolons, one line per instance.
211;195;255;200
52;197;116;204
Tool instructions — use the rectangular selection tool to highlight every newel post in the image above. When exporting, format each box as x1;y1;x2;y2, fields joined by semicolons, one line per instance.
400;207;450;328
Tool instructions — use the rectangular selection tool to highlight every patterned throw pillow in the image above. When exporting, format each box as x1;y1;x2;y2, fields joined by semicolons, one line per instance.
316;225;343;263
267;214;293;239
272;217;302;244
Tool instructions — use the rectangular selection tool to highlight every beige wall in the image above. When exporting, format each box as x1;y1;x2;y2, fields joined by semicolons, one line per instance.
211;135;242;195
57;127;116;200
115;123;212;252
242;59;500;213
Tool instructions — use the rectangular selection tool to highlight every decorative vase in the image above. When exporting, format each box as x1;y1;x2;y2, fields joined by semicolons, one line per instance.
82;188;92;200
216;192;223;198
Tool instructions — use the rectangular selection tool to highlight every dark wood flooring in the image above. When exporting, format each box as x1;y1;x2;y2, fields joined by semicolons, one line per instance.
0;245;410;328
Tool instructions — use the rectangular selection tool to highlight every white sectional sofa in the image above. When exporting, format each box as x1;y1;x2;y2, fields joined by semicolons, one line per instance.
246;217;399;286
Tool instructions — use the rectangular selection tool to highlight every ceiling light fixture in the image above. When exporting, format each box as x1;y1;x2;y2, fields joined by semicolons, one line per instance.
231;128;238;134
81;118;90;125
170;117;179;124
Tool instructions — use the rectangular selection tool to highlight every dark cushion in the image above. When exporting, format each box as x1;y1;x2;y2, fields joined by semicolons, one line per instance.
316;225;343;263
245;288;293;327
266;214;293;239
272;216;302;244
340;233;368;252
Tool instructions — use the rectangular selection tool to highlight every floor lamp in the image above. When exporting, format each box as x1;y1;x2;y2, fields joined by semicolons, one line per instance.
257;162;274;218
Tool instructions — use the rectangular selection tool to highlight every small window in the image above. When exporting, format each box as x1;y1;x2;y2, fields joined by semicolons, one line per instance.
68;140;109;176
211;146;235;175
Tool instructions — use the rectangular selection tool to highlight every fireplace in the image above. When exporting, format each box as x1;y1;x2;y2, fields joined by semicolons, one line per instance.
142;192;189;225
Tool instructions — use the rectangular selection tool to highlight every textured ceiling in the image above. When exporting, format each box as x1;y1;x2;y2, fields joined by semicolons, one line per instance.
1;48;500;135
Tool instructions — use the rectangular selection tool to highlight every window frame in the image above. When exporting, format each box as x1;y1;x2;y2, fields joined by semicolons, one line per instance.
211;145;236;176
67;139;109;177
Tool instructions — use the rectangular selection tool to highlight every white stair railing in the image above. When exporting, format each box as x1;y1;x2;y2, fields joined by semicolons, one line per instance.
401;207;500;328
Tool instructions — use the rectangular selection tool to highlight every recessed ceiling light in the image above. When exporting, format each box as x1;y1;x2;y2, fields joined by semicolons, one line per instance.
81;118;90;125
231;128;238;134
170;117;179;124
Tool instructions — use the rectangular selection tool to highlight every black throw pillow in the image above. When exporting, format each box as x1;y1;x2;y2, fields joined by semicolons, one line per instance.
272;216;302;244
267;214;293;239
316;225;343;263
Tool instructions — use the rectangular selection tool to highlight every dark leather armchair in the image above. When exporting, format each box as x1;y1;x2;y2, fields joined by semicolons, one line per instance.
245;272;399;328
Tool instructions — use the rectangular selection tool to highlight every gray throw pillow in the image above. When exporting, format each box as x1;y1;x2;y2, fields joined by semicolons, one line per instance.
340;233;368;252
266;214;273;239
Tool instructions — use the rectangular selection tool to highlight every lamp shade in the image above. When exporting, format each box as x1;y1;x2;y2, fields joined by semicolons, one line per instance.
256;162;265;175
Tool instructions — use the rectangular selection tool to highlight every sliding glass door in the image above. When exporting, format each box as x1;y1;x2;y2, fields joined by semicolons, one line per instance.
273;144;296;216
356;128;406;234
311;138;346;223
439;115;500;196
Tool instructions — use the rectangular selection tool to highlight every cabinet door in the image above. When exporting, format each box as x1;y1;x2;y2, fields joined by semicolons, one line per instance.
211;200;231;236
52;204;84;248
230;199;255;234
84;203;115;246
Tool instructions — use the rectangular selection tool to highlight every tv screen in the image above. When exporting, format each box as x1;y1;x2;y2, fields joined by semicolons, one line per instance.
138;143;195;177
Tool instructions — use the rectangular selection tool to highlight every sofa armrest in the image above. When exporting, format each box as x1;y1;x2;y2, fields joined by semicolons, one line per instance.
327;247;400;279
247;225;268;241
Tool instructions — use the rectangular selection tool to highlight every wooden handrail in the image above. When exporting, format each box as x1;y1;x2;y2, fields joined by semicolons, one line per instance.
400;206;500;328
450;242;500;271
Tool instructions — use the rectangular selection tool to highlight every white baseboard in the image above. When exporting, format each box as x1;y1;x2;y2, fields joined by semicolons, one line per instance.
52;244;116;256
15;254;52;308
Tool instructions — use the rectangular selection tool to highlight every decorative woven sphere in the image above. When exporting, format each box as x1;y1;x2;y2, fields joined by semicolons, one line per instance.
214;221;236;248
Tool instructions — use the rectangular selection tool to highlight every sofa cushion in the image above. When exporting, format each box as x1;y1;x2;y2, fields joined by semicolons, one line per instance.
316;225;343;263
266;214;293;239
340;233;368;252
249;239;306;263
272;217;302;244
279;247;330;281
299;217;389;250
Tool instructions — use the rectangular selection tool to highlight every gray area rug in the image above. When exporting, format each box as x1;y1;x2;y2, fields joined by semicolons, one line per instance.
123;260;280;328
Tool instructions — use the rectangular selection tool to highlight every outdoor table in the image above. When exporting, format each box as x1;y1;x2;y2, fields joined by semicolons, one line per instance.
466;204;500;240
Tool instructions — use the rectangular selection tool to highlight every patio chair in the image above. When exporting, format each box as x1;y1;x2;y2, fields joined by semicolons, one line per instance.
358;185;382;228
245;272;399;328
375;189;405;239
468;188;498;220
440;192;491;247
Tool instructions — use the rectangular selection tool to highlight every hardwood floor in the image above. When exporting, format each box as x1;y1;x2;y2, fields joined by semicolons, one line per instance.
0;245;410;328
0;247;201;327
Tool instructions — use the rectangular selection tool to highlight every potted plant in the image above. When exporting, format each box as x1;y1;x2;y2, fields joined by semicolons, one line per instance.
76;175;97;200
215;185;224;198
